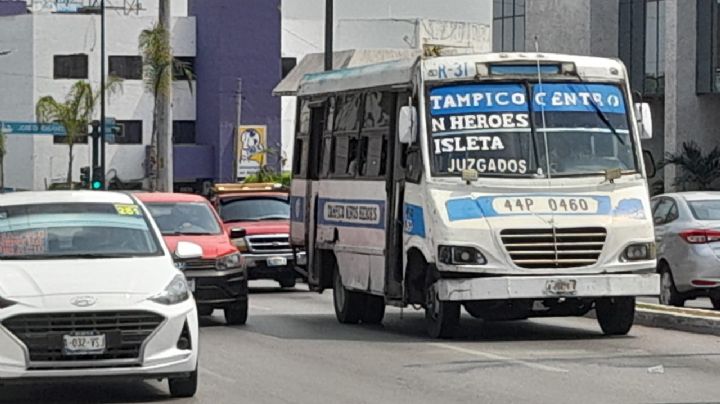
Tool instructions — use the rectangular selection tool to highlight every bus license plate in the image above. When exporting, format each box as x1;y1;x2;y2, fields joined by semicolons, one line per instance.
63;333;106;355
493;197;597;214
544;279;577;296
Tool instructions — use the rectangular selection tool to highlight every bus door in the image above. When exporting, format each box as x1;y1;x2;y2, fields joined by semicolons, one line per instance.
290;99;325;287
385;92;410;301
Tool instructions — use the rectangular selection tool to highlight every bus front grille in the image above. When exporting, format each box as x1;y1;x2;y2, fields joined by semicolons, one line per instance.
500;227;606;269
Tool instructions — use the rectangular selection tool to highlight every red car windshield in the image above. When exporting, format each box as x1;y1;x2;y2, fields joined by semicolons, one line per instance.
219;197;290;223
145;202;223;236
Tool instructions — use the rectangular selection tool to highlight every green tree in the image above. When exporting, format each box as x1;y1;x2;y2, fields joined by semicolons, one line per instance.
36;80;122;187
139;22;194;190
662;141;720;191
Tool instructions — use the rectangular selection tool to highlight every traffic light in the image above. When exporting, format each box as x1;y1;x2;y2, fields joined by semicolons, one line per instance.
91;166;104;190
79;166;90;189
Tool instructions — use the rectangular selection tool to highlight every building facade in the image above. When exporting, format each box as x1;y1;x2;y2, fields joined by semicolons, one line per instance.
0;0;281;191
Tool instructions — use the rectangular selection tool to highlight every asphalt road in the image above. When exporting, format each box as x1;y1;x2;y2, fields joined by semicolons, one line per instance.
3;281;720;404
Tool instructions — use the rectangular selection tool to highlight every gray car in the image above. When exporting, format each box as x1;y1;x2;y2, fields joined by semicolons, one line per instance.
652;192;720;308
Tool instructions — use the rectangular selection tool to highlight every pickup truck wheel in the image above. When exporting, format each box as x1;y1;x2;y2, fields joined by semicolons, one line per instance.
425;284;460;339
279;278;296;288
361;294;385;324
710;295;720;310
224;301;248;325
169;369;198;398
596;296;635;336
333;269;362;324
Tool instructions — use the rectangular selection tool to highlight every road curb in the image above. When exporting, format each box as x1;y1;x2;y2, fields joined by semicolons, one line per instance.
633;302;720;336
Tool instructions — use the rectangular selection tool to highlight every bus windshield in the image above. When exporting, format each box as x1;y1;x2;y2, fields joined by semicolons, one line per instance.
427;82;637;177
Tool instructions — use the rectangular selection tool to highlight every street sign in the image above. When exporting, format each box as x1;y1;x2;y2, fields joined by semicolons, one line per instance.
0;120;117;137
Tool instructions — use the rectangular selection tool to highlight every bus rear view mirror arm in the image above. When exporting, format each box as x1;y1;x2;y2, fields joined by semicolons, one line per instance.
398;106;418;145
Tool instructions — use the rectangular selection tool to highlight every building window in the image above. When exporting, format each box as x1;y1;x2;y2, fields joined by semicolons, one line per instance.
173;121;196;144
54;54;88;79
697;0;720;93
173;57;195;81
109;56;143;80
493;0;525;52
282;57;297;79
618;0;665;96
114;120;143;145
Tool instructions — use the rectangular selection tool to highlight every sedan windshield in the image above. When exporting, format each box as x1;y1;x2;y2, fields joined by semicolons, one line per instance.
427;82;636;177
0;203;162;259
687;200;720;220
145;202;222;236
219;197;290;223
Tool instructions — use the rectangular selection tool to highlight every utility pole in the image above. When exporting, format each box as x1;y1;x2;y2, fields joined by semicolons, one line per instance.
157;0;173;192
99;0;106;189
324;0;333;71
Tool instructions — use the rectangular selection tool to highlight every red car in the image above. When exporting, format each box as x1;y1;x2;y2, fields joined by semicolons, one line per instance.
211;183;298;288
136;192;248;325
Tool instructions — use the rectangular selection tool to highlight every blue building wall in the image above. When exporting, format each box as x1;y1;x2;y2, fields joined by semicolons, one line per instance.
186;0;282;183
0;0;25;16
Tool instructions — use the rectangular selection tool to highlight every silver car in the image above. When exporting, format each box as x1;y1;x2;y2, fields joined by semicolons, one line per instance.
652;192;720;308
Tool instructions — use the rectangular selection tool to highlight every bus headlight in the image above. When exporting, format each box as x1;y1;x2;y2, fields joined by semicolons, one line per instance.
621;243;656;261
439;246;487;265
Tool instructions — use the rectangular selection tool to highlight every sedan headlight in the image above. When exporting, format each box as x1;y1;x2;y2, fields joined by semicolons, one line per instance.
216;252;242;270
439;246;487;265
149;274;190;305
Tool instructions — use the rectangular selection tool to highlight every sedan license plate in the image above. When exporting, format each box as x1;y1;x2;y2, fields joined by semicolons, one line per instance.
267;257;287;267
187;279;196;292
544;279;577;296
63;333;106;355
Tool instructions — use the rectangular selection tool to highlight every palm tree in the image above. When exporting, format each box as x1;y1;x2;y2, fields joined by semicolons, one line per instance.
36;80;121;188
662;141;720;191
139;22;193;190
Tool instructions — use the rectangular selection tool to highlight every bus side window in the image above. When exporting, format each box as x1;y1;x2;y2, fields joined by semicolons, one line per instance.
331;93;361;178
293;138;304;177
405;144;423;183
293;99;311;178
359;91;392;179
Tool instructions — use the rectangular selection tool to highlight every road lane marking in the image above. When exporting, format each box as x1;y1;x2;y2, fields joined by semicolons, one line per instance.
430;343;569;373
200;366;237;383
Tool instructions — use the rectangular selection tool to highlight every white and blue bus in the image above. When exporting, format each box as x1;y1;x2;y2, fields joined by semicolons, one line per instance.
290;52;660;338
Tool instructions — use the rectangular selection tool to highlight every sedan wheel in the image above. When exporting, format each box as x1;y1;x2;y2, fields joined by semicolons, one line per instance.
659;267;684;307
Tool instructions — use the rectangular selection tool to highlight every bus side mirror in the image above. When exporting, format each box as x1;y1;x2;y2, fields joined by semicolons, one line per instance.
398;106;417;144
642;150;656;178
635;103;652;140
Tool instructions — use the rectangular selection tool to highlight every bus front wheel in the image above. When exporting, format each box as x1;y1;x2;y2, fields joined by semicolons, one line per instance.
425;284;460;339
596;296;635;336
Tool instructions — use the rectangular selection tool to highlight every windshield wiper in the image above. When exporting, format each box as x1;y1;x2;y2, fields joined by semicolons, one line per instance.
568;73;626;146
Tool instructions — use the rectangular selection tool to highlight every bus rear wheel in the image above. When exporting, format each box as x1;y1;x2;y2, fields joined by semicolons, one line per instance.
425;284;460;339
361;294;385;324
333;269;363;324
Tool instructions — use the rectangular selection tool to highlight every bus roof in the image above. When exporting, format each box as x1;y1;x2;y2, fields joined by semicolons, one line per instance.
298;57;418;97
296;53;628;97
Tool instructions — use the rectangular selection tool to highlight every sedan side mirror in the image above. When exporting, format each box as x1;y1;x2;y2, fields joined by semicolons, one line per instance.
230;228;246;239
175;241;203;260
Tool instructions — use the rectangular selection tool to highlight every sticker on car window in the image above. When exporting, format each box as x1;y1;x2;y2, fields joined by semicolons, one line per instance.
0;229;48;256
114;204;141;216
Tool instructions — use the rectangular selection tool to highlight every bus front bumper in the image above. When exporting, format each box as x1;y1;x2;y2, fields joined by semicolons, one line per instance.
436;274;660;301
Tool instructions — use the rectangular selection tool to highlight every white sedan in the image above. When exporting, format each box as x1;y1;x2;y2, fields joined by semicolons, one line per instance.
0;191;200;397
